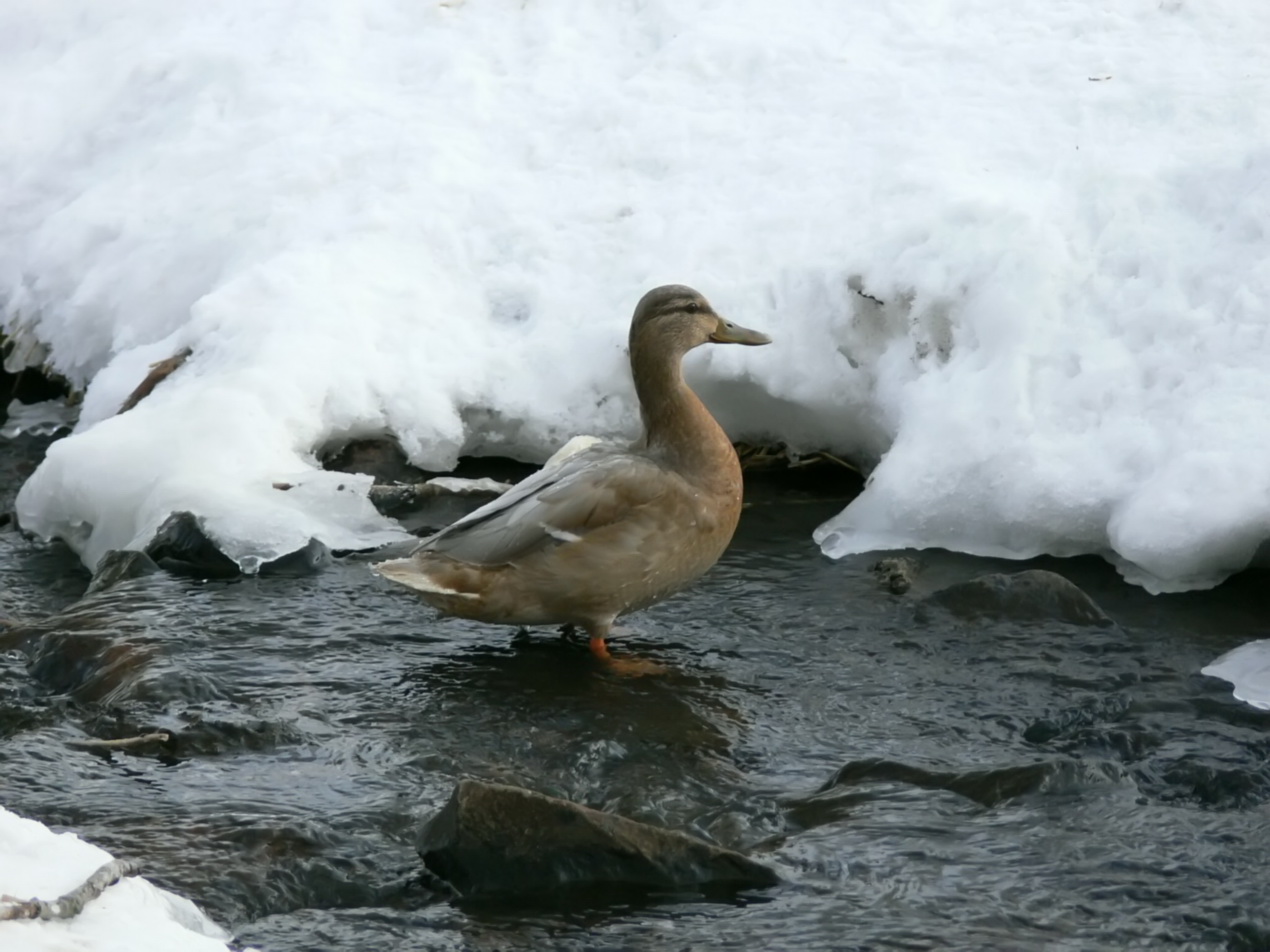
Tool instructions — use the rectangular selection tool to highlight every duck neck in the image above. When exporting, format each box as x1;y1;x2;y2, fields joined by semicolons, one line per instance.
630;343;735;480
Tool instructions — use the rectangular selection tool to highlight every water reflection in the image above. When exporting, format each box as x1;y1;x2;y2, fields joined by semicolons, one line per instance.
398;632;750;827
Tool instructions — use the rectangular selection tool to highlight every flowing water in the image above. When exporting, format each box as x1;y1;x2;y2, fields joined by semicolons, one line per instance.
1;435;1268;951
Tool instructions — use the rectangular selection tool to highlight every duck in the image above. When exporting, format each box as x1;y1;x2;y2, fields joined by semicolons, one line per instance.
371;285;771;668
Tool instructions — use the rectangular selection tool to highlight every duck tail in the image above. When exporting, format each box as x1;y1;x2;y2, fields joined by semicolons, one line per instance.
370;557;480;599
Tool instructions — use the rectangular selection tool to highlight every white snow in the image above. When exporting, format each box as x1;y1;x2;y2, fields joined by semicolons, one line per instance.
2;2;1268;590
0;807;234;952
1203;640;1270;712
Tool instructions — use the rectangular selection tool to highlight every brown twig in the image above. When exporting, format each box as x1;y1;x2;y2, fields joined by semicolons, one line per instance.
66;732;172;752
735;442;862;475
116;348;193;415
0;858;141;921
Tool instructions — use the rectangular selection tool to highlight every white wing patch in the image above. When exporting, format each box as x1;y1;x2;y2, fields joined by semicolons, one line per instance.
541;523;584;544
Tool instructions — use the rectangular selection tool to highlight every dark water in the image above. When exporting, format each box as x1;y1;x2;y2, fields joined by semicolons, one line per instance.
2;435;1268;951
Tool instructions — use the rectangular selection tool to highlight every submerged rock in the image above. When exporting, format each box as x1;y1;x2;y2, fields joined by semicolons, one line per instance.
922;569;1113;627
784;756;1128;830
417;779;779;898
817;757;1052;808
872;556;921;594
85;550;162;595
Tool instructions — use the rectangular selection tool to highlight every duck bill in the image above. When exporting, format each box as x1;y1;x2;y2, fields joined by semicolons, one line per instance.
709;318;772;346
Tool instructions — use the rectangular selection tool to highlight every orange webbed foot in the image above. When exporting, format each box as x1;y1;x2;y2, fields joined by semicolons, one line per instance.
588;635;666;677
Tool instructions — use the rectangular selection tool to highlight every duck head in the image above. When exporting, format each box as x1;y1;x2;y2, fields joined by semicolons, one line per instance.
629;285;772;357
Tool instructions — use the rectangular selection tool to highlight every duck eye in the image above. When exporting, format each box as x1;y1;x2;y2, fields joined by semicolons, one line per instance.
685;302;700;313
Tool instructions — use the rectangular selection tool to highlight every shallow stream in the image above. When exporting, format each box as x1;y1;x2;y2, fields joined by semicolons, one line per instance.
1;435;1267;951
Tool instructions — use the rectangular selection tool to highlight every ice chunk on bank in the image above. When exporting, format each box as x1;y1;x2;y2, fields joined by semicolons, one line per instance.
0;806;235;952
1202;641;1270;712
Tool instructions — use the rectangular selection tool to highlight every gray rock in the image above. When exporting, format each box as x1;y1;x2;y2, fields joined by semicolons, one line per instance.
923;568;1112;627
418;779;779;898
258;537;331;577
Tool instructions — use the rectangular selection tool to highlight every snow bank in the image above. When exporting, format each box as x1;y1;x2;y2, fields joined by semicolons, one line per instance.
2;1;1268;589
0;807;234;952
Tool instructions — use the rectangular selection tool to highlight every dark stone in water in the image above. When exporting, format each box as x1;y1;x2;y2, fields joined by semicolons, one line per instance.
85;550;162;595
1022;694;1135;745
142;512;332;579
784;757;1126;831
1228;919;1270;952
817;757;1053;808
922;569;1113;627
417;779;780;898
1157;758;1270;810
323;438;427;485
26;630;157;704
145;511;240;579
872;556;921;594
259;537;331;577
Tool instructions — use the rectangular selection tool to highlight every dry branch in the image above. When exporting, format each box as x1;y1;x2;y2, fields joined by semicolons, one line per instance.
66;732;172;752
0;858;140;921
116;347;192;415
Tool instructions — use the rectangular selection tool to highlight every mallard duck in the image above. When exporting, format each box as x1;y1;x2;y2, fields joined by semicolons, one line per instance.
372;285;770;666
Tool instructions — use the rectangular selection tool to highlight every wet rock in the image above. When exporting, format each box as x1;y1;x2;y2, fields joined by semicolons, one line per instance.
145;514;336;579
417;779;779;898
922;569;1113;627
85;549;162;595
259;537;331;577
368;477;511;517
1157;758;1270;810
1228;920;1270;952
145;511;240;579
817;757;1053;808
871;556;921;594
323;438;427;485
786;756;1127;824
26;630;158;704
1022;694;1134;745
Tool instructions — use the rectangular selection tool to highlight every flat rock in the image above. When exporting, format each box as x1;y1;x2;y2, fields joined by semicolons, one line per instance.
922;569;1113;627
418;779;779;898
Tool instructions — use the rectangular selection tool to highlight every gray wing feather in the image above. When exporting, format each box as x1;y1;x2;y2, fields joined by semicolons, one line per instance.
416;443;669;565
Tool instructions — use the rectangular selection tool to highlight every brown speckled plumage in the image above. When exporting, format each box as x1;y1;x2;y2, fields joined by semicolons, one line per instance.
371;285;771;664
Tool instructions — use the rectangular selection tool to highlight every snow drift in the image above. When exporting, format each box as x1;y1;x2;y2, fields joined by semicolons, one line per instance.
2;1;1269;591
0;807;235;952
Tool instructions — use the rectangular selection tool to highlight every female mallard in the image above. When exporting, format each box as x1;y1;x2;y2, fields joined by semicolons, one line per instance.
372;285;770;666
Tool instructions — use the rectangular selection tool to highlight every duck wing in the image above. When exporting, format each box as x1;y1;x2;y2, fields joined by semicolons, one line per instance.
417;443;675;565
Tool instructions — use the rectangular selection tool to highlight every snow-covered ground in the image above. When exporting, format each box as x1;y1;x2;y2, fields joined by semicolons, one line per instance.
2;1;1269;592
0;807;235;952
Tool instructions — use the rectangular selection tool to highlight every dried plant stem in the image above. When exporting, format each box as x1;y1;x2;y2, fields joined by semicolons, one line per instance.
66;732;172;752
0;858;140;921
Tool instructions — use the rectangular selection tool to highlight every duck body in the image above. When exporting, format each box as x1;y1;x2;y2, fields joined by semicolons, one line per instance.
371;285;770;660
